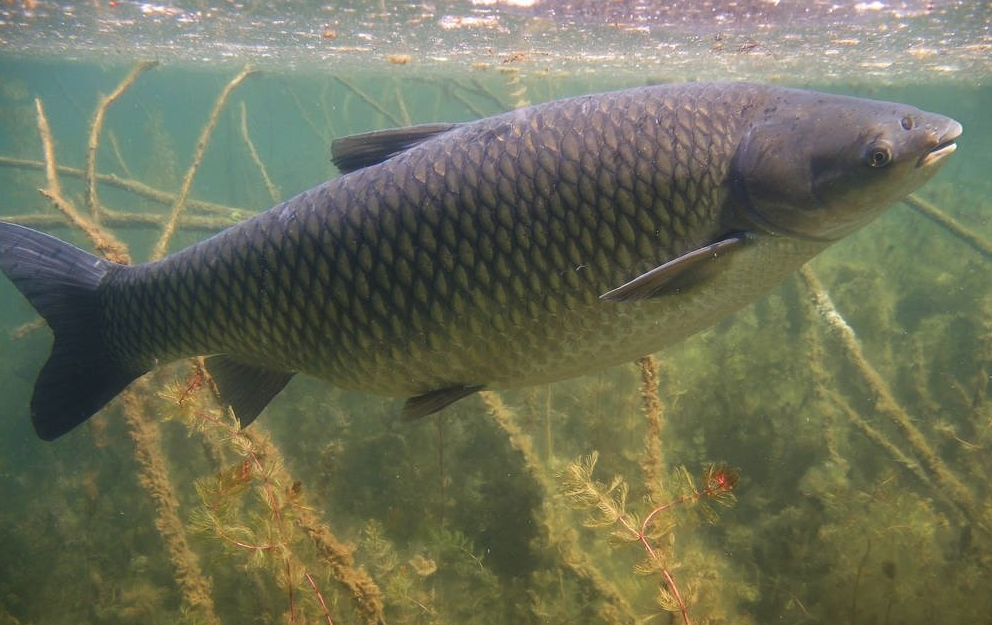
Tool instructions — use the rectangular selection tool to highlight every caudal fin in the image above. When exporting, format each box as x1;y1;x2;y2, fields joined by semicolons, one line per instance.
0;222;145;440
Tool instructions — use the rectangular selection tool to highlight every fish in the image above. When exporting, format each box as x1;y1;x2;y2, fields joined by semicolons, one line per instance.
0;82;961;441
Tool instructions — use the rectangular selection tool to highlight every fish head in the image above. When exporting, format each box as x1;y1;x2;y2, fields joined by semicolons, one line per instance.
731;94;962;241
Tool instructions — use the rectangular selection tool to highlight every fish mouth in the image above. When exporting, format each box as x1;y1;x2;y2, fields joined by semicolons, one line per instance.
917;120;962;168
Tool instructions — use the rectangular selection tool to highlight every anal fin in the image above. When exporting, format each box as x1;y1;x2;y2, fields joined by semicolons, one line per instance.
205;355;295;427
601;233;750;302
402;384;484;421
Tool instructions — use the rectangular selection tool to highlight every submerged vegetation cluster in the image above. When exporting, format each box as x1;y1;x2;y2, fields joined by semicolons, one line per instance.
0;61;989;625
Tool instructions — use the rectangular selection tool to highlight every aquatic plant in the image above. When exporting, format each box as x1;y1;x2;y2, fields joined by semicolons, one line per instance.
160;366;385;625
558;452;738;625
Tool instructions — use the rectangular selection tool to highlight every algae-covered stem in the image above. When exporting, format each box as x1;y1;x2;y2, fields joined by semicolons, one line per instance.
34;98;130;264
904;193;992;262
85;60;159;222
0;155;245;219
246;423;387;625
2;210;240;236
108;130;133;179
826;388;931;487
153;65;258;260
798;266;982;531
480;391;638;624
794;272;932;484
122;385;222;625
638;355;668;504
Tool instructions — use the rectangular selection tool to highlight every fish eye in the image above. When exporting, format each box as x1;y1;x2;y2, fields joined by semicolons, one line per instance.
900;116;914;131
867;144;892;168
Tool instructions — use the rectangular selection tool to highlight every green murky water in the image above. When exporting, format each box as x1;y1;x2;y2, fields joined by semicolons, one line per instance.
1;2;990;624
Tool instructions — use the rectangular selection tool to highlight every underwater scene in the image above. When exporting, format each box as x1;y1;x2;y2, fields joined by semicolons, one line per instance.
1;1;991;624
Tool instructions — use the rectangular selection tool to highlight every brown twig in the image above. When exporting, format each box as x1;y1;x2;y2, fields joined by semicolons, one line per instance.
107;130;133;178
287;84;332;147
239;101;280;204
904;193;992;262
86;60;158;221
394;86;413;126
332;76;404;127
0;156;246;218
2;210;237;233
34;98;131;264
35;98;62;198
153;65;257;260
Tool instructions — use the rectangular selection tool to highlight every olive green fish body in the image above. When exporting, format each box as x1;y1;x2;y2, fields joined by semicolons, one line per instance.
0;82;961;439
108;84;771;392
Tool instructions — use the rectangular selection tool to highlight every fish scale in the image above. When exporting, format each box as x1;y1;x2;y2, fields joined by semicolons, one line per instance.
0;81;961;439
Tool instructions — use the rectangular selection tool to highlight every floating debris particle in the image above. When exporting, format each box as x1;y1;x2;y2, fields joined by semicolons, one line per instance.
438;15;500;30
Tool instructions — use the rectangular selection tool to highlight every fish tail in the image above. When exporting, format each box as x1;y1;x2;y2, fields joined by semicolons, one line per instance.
0;221;145;440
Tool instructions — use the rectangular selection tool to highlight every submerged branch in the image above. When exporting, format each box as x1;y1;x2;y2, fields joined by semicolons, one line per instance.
86;60;159;221
904;194;992;262
0;156;247;218
799;265;981;529
332;76;404;127
239;101;281;204
34;98;131;264
2;210;237;233
123;385;221;625
153;65;257;260
480;391;638;624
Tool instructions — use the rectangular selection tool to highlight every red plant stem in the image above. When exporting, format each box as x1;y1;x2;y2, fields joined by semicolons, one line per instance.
641;490;704;535
617;476;733;625
287;558;297;624
614;513;692;625
305;572;335;625
244;448;299;622
192;408;302;621
216;529;276;552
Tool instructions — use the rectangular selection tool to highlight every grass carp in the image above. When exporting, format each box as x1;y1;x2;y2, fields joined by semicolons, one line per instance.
0;82;961;440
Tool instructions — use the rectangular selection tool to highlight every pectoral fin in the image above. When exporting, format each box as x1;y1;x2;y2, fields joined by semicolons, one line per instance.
205;355;296;427
402;384;485;421
600;234;749;302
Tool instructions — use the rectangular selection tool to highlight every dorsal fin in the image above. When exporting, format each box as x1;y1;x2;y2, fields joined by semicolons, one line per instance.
331;122;461;173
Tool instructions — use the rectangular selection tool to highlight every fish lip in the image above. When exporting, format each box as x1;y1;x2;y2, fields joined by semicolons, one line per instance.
917;120;962;168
